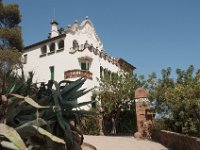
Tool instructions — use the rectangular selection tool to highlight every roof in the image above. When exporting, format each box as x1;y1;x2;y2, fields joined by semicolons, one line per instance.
117;58;136;71
24;34;66;51
51;19;58;25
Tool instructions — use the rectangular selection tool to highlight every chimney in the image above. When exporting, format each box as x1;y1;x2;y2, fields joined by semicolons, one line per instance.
50;20;59;38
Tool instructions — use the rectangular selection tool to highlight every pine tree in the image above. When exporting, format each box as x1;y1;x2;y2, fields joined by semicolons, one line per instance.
0;0;23;76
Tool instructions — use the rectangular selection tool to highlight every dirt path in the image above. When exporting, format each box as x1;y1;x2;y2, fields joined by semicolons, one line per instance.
84;135;168;150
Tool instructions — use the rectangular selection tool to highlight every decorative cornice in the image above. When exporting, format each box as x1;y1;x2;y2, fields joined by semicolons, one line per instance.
69;40;119;66
69;40;135;71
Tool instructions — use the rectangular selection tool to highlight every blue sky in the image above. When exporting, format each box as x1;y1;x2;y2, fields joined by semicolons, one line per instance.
4;0;200;78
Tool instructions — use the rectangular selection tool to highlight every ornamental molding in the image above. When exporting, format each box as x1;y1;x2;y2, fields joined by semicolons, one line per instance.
64;69;93;80
69;40;118;66
66;19;103;49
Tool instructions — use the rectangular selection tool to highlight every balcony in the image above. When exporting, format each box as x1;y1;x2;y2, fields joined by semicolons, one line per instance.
64;69;93;80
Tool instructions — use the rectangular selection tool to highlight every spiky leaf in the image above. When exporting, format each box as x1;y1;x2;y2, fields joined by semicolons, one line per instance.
11;94;50;109
0;124;27;150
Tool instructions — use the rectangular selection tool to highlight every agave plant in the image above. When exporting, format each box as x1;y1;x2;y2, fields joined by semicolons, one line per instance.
0;77;96;150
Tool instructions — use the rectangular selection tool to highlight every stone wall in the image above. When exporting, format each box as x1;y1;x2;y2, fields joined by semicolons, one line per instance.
151;129;200;150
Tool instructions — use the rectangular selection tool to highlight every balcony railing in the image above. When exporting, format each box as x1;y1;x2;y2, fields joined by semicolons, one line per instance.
64;69;93;80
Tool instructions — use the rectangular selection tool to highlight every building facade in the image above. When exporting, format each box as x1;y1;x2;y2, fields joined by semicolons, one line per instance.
22;17;135;105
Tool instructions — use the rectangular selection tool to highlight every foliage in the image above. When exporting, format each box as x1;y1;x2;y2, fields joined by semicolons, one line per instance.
148;65;200;135
0;0;23;80
0;76;95;150
0;0;23;50
97;71;141;134
80;114;100;135
98;72;141;114
0;124;26;150
117;110;137;135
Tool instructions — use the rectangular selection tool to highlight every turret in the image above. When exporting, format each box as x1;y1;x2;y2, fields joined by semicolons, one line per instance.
50;20;59;38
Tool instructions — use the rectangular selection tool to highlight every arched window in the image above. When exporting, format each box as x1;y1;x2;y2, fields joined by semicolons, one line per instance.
73;40;79;50
50;43;55;52
41;45;47;54
58;40;64;49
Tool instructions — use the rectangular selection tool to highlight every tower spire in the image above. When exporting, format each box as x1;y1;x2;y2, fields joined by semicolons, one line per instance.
53;8;56;20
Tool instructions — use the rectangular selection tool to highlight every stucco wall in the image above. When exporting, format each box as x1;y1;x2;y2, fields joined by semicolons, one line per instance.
22;19;120;106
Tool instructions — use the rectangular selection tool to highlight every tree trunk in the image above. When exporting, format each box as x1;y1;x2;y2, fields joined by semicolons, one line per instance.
110;117;116;135
0;95;7;123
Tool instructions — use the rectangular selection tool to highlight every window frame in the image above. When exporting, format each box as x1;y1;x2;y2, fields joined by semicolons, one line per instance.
49;66;55;80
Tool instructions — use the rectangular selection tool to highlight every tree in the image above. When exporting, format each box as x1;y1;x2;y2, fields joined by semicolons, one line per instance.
97;71;142;134
0;0;23;101
0;0;23;85
148;65;200;135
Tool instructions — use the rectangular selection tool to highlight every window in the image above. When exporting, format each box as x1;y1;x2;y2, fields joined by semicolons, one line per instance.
73;40;79;50
50;43;55;52
58;40;64;49
49;66;54;80
81;62;89;70
78;56;92;71
23;54;27;64
41;45;47;54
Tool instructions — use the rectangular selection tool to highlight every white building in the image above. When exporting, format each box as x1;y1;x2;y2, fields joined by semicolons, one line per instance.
22;17;135;105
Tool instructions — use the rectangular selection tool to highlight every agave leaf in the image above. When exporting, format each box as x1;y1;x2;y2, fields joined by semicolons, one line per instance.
77;100;96;108
0;141;18;150
63;100;78;109
61;78;85;97
32;125;65;144
16;118;47;133
27;145;40;150
71;87;95;100
51;90;73;148
60;118;73;149
53;81;63;99
16;123;65;145
12;84;24;94
16;119;54;149
6;100;27;126
11;94;24;99
8;96;17;105
15;114;37;125
63;86;86;102
11;94;50;109
0;124;27;150
24;97;50;109
7;83;17;94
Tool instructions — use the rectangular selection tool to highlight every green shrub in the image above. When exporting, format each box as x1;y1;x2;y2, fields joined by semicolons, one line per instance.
80;115;100;135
